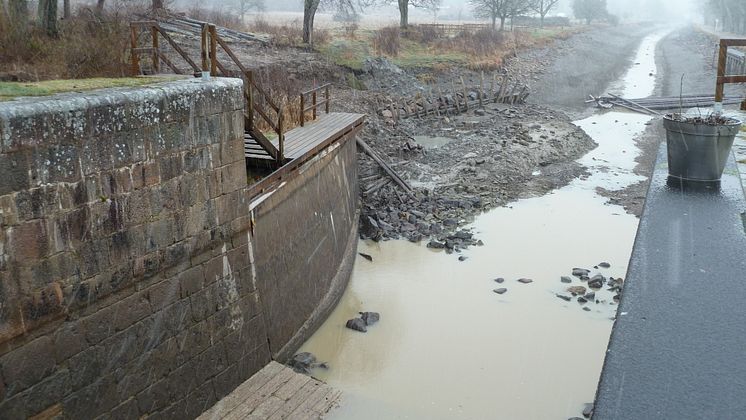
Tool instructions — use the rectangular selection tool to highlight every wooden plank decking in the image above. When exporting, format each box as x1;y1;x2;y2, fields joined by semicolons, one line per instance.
245;113;364;161
198;362;341;420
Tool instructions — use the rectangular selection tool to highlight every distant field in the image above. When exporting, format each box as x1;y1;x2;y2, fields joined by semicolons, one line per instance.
0;76;184;100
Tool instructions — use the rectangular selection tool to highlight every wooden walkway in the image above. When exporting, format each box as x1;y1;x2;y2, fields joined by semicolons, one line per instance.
198;362;341;420
244;113;364;161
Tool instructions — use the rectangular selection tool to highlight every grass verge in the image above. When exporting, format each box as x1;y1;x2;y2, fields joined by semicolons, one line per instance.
0;76;183;100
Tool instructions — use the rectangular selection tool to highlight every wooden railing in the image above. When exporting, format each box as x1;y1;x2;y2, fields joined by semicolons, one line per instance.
129;20;286;164
299;84;331;127
715;39;746;111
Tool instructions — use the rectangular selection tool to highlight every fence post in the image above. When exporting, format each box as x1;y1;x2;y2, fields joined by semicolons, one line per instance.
300;94;305;127
209;25;218;76
130;24;140;76
201;24;208;72
278;110;285;165
325;85;330;114
247;72;254;129
312;91;317;121
151;25;159;74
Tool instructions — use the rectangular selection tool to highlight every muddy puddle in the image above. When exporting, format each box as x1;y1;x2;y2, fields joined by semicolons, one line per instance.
299;32;668;419
412;135;454;150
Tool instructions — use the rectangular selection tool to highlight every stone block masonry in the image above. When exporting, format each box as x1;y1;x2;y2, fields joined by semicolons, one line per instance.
0;79;269;419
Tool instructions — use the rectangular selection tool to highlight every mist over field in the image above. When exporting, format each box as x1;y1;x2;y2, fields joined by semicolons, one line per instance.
171;0;704;26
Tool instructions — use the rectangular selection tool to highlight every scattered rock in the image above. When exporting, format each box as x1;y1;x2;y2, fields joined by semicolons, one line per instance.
345;318;367;333
584;292;596;301
588;275;605;289
517;278;533;284
567;286;587;295
557;294;572;302
358;253;373;262
289;352;318;374
494;278;505;283
598;262;611;268
458;256;468;262
561;276;572;283
582;307;591;312
577;296;588;304
493;288;508;295
427;240;446;249
572;268;590;277
359;312;380;326
582;403;594;418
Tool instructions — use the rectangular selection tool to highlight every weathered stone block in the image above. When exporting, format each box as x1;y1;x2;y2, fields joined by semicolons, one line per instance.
178;266;205;299
221;161;247;195
189;282;218;322
81;135;114;175
183;146;211;174
158;153;183;182
34;144;81;184
14;185;58;222
182;379;217;419
8;219;49;261
0;151;31;195
147;278;180;312
0;335;56;397
109;397;141;420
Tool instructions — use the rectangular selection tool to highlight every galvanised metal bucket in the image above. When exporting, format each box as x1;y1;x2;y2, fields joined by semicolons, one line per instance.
663;115;742;182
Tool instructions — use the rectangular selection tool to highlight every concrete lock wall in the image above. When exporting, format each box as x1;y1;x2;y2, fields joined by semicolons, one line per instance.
0;79;359;419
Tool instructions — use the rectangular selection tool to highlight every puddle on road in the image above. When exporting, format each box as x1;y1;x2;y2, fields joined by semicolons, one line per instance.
413;135;454;150
300;32;667;419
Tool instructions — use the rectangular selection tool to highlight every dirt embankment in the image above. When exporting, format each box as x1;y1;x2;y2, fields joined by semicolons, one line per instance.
353;23;661;248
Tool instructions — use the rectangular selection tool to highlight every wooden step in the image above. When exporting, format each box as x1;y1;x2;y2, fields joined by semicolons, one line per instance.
245;133;275;161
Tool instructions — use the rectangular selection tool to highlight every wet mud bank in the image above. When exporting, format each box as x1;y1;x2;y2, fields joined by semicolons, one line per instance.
357;23;663;246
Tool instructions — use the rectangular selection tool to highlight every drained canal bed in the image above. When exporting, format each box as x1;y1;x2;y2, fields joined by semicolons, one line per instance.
299;32;667;419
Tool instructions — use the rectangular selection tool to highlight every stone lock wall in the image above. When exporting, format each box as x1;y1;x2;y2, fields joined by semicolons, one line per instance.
0;78;361;419
0;79;271;419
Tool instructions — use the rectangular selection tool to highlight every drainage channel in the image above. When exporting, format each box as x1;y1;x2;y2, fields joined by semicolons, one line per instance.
299;32;667;419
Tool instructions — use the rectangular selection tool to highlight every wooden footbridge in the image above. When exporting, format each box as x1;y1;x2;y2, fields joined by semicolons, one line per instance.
129;17;364;199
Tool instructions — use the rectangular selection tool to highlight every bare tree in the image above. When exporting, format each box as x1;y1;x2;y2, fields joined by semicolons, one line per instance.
9;0;28;28
470;0;529;31
236;0;265;21
397;0;440;29
304;0;374;46
37;0;57;36
530;0;560;27
572;0;607;25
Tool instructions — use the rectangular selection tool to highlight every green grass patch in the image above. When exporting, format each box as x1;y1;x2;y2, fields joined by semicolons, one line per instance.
394;40;468;69
0;76;183;100
317;38;371;71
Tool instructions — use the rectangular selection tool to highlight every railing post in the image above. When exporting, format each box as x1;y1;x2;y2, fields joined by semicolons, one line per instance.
300;93;305;127
247;73;254;129
312;90;317;121
325;85;330;114
208;24;218;76
151;25;159;74
715;40;728;109
201;24;209;72
278;110;285;165
130;24;140;76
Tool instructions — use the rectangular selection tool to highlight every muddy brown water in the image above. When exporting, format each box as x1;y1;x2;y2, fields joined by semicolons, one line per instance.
299;33;667;419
